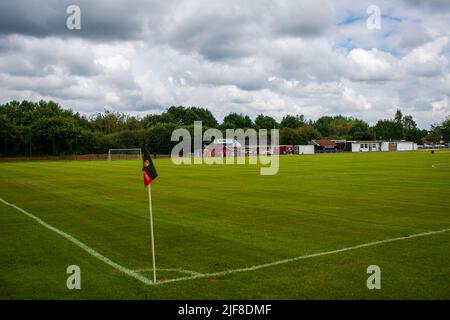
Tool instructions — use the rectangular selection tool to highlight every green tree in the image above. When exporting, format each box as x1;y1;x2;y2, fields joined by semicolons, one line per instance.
165;106;218;127
189;107;218;127
425;125;442;143
280;126;320;145
394;109;403;123
0;113;17;156
280;115;306;128
373;120;403;141
255;114;278;130
405;128;426;143
146;123;178;154
91;110;128;134
297;126;321;144
329;116;353;138
126;116;143;131
349;120;371;140
142;113;176;128
401;115;416;132
32;116;79;155
440;117;450;142
313;116;333;137
280;128;301;145
0;99;445;157
221;113;253;129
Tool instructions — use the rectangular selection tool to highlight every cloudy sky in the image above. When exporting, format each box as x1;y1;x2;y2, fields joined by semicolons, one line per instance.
1;0;449;128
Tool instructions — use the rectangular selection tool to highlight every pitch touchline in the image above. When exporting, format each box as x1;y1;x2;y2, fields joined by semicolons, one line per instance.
155;227;450;285
133;267;204;277
0;197;154;285
1;197;449;286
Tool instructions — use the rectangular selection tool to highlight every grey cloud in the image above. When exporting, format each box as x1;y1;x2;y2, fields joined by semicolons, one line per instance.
0;36;100;77
0;73;77;92
395;22;432;49
404;0;450;12
269;0;332;37
0;0;167;41
165;0;332;62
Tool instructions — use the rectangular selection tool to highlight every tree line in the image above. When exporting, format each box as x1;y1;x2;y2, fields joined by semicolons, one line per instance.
0;100;448;157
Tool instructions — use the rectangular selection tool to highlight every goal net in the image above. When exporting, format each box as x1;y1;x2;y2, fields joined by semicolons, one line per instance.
108;148;142;160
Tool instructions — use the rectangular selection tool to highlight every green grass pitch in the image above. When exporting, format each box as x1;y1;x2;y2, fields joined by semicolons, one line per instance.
1;151;449;299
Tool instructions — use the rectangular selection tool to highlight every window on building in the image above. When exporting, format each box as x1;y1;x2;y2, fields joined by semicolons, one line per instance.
360;144;364;148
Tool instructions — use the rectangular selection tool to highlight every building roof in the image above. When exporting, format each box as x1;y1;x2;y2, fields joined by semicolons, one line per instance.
332;140;347;143
312;139;336;147
351;140;383;143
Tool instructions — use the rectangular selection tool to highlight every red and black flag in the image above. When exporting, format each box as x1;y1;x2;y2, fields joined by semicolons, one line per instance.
143;145;158;187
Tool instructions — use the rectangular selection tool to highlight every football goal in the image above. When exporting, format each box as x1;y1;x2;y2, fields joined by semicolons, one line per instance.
108;148;142;160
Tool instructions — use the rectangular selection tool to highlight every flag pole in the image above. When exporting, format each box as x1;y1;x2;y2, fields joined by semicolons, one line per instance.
147;184;156;283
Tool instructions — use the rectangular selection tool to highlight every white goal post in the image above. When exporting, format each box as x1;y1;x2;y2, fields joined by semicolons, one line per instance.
108;148;142;160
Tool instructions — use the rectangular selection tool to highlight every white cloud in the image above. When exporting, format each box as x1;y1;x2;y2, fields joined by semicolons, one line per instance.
347;48;399;80
341;86;372;111
400;37;449;77
432;96;449;113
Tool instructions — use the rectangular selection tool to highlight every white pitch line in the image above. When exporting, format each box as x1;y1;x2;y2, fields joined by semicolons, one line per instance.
0;197;154;285
155;227;450;285
2;197;450;287
133;267;204;277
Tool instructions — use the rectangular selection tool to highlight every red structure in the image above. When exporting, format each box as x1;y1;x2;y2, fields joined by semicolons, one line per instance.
312;140;337;153
279;145;294;155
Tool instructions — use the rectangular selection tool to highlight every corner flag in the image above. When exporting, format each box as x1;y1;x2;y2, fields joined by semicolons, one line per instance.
143;145;158;187
142;145;158;283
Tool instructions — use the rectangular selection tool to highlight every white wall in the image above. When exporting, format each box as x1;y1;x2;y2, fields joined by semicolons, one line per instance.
379;141;416;152
352;142;380;152
381;142;389;152
296;145;314;155
397;142;415;151
351;143;361;152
